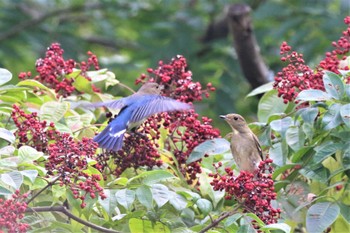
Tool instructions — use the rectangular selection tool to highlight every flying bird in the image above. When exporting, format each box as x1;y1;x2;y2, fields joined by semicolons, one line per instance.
220;113;263;172
93;82;191;151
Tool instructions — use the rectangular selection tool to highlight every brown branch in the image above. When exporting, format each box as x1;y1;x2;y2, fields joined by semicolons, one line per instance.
199;207;240;233
26;206;120;233
227;4;270;89
26;176;60;204
0;2;104;42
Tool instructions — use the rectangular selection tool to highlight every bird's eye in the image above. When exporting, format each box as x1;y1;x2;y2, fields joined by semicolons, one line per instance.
234;117;238;120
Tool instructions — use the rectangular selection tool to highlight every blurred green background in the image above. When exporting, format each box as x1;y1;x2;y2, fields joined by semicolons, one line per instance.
0;0;348;133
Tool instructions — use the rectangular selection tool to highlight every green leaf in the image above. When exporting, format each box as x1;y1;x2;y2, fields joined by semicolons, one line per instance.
40;101;70;122
99;189;118;216
300;107;319;124
340;104;350;127
306;202;340;233
272;164;298;179
291;146;313;163
0;68;12;86
323;71;345;100
224;213;242;227
18;146;44;163
186;138;230;164
196;198;213;215
129;218;170;233
17;79;50;91
1;171;23;189
258;89;287;122
286;126;305;151
269;141;287;166
151;184;170;208
115;189;135;210
339;203;350;223
136;186;153;210
0;186;12;195
127;170;175;186
246;81;274;97
270;117;293;137
169;193;187;211
73;75;94;94
345;84;350;98
313;142;343;163
260;223;291;233
180;208;195;222
296;89;332;101
20;170;38;183
0;128;15;143
322;103;343;130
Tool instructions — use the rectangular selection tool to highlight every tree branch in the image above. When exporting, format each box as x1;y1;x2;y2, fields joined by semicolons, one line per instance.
26;176;60;204
199;206;240;233
227;4;270;89
26;206;120;233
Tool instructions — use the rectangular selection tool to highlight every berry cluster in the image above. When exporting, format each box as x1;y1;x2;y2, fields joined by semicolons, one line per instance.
11;104;60;153
12;105;106;208
111;129;163;177
46;134;106;207
18;43;100;98
0;190;29;233
104;56;220;184
210;159;281;226
136;55;216;102
274;16;350;103
160;111;220;185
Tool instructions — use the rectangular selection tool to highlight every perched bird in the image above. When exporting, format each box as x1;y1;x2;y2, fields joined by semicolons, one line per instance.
220;113;263;172
93;82;191;151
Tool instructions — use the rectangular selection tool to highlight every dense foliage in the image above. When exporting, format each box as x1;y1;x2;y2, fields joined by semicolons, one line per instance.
0;15;349;233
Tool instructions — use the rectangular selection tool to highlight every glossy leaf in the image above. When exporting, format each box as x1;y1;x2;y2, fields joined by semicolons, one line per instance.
286;126;305;151
323;71;345;100
40;101;70;123
1;171;23;189
128;170;175;186
246;81;274;97
258;89;287;122
0;68;12;86
322;103;343;130
196;198;212;215
0;128;15;143
306;202;340;233
270;117;293;137
296;89;332;101
186;138;230;164
340;103;350;127
151;184;170;208
115;189;135;210
136;186;153;210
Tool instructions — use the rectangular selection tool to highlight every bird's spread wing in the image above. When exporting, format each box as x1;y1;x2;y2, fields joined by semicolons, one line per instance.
130;96;191;123
91;98;126;109
252;133;263;160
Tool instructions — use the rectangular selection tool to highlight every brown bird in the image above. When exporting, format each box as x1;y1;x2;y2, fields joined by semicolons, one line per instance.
220;113;263;172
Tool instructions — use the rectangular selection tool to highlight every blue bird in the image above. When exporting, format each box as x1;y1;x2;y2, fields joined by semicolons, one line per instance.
93;82;192;151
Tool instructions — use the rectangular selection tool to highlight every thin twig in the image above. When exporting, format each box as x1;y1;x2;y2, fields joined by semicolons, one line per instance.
26;176;60;204
199;205;241;233
26;206;120;233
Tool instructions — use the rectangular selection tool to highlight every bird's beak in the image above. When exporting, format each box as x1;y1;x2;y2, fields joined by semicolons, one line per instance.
159;85;165;91
219;115;226;119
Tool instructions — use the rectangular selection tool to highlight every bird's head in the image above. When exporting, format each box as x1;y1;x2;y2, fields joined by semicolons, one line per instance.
220;113;250;133
138;82;163;95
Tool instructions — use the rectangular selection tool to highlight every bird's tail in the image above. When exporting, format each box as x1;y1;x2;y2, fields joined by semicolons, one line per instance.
93;125;125;152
